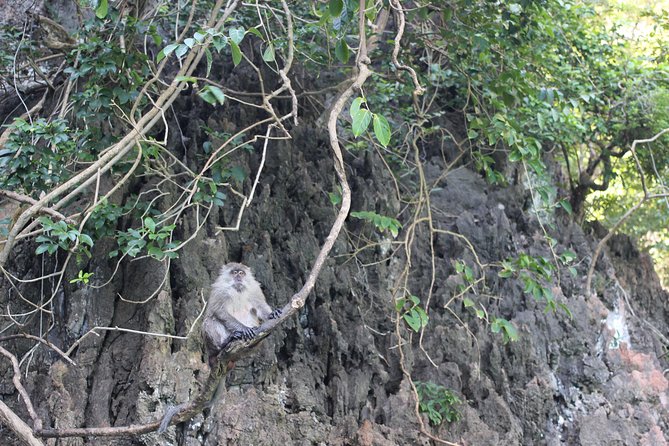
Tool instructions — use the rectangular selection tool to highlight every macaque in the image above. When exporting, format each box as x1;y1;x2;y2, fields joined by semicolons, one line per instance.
202;262;280;365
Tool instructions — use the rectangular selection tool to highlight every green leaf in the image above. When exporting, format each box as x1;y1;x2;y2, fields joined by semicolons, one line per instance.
174;76;197;83
415;306;429;327
226;166;246;183
175;44;189;59
230;40;242;66
79;234;93;247
558;199;573;214
147;245;165;259
184;38;196;48
352;109;372;137
198;85;226;105
335;39;350;64
35;244;50;255
373;114;391;147
404;310;422;332
560;250;577;264
262;44;276;62
389;222;400;238
247;27;263;39
157;43;179;63
229;27;245;45
498;269;514;278
558;303;573;318
350;97;364;118
329;191;342;206
96;0;109;19
365;0;378;21
205;47;213;76
144;217;156;233
508;149;522;162
329;0;344;16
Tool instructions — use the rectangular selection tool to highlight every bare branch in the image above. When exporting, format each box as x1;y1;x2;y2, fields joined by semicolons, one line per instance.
585;127;669;297
0;346;41;430
0;190;77;225
0;400;44;446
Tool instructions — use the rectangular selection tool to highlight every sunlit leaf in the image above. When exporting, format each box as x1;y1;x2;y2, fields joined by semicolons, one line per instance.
229;27;245;45
373;114;391;147
230;40;242;66
263;44;275;62
329;0;344;16
96;0;108;19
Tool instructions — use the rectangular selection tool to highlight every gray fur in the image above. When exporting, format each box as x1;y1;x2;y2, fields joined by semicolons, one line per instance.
202;263;272;364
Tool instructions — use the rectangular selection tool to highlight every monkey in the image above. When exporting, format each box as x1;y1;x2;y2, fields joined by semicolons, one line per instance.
158;263;281;434
202;262;281;366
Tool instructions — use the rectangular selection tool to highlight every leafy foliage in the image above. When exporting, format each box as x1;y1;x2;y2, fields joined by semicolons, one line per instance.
415;381;462;426
498;252;574;315
112;217;179;261
0;118;77;196
350;211;401;238
395;295;429;333
36;217;93;258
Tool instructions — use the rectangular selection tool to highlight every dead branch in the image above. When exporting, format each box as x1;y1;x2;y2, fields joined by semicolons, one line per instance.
0;400;44;446
0;190;77;225
585;127;669;297
0;333;75;366
0;346;41;430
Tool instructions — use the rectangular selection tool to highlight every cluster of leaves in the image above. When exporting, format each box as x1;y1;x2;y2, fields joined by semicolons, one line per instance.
35;217;93;258
0;26;39;81
112;217;179;261
0;118;78;196
498;252;575;314
349;97;391;148
65;18;153;152
395;295;429;333
365;0;669;231
415;381;462;426
350;210;401;238
455;260;519;343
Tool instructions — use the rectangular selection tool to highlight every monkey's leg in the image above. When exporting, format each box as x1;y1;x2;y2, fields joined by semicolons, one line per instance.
269;308;282;319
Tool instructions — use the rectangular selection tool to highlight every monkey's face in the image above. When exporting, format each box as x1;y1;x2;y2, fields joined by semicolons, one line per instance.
222;263;251;292
230;268;246;281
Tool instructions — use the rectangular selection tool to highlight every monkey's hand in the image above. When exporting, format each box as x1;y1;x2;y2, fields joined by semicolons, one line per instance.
269;308;282;320
232;326;257;341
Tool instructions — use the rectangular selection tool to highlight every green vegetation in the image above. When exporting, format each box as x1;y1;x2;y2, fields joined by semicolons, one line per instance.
415;381;462;426
1;0;668;440
395;295;429;333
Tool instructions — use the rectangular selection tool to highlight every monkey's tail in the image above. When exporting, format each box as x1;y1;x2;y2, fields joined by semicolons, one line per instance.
158;403;186;433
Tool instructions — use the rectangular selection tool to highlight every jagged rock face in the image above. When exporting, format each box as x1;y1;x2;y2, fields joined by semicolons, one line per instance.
2;120;668;445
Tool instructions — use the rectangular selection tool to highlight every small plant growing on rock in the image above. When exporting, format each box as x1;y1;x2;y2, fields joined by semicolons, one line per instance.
415;381;462;426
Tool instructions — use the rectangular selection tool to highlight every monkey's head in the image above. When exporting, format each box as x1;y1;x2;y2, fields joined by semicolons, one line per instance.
220;262;253;292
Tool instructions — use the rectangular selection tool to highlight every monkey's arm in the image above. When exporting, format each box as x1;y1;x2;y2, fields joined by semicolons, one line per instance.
210;308;258;341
